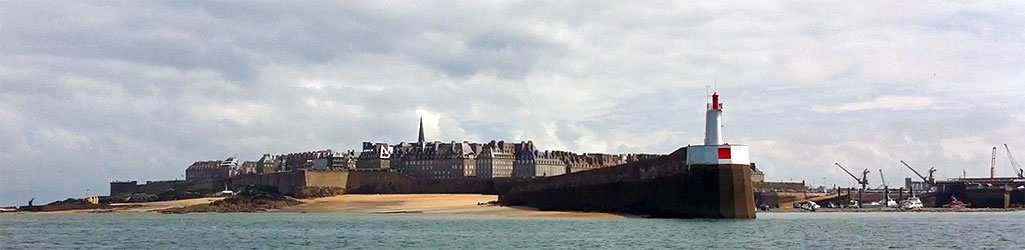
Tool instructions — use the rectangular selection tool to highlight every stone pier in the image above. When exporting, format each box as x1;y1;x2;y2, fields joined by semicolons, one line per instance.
498;147;756;219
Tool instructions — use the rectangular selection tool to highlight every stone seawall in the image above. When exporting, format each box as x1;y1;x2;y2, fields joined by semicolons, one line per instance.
498;147;755;219
226;169;522;196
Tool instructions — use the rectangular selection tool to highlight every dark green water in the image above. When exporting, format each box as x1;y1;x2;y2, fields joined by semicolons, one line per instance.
2;212;1023;249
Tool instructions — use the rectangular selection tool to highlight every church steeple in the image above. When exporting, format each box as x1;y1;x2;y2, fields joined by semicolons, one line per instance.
418;117;425;143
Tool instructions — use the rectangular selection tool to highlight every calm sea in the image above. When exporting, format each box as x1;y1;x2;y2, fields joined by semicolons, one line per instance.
2;212;1023;249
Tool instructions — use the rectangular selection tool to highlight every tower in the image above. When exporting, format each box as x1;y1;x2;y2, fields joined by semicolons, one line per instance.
418;117;425;143
704;92;723;145
685;90;755;218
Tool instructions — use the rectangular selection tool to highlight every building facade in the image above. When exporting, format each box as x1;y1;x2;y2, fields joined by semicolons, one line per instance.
392;141;478;179
566;153;624;173
750;163;765;183
309;150;357;170
239;161;259;175
476;141;514;178
256;154;281;174
185;160;229;184
513;141;566;177
357;142;392;169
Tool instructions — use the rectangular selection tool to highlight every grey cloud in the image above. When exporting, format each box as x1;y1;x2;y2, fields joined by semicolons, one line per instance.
2;1;1025;205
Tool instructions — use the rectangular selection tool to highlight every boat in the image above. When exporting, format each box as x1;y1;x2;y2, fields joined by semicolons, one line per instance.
900;196;923;210
942;196;967;208
861;201;883;208
846;200;859;208
795;201;821;211
862;198;897;208
885;198;898;207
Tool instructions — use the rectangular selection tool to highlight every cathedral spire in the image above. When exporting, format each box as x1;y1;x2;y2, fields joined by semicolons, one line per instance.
418;117;425;143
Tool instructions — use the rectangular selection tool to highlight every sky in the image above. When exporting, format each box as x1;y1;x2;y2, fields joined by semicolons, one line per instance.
2;1;1024;206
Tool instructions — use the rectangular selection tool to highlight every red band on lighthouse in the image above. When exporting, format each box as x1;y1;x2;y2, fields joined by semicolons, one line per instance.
711;92;720;110
718;148;731;159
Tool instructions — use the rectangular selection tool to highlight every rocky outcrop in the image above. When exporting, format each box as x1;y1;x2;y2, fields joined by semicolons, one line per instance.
294;186;345;199
160;185;304;213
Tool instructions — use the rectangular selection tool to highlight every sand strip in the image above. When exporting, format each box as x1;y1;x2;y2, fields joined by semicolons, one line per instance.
284;194;624;218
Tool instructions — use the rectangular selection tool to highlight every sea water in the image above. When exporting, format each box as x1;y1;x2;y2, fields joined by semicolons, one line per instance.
2;212;1024;249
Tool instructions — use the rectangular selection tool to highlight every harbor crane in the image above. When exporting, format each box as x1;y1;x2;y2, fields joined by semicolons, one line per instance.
901;160;936;184
878;169;887;189
990;147;998;179
835;163;869;190
1005;144;1024;178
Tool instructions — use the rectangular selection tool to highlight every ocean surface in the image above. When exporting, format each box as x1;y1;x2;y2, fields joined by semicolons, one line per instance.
2;212;1024;249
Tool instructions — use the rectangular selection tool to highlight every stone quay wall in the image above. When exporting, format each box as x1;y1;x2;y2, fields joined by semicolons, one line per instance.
225;169;520;196
498;147;756;219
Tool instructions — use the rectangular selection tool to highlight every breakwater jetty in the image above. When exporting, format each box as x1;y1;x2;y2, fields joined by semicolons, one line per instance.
499;146;755;218
500;92;756;218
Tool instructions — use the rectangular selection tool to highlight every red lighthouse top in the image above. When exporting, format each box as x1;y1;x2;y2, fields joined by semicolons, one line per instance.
709;92;722;110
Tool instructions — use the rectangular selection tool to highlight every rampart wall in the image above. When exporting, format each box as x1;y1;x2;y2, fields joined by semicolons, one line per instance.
498;147;756;219
110;180;191;197
753;181;806;191
224;169;515;196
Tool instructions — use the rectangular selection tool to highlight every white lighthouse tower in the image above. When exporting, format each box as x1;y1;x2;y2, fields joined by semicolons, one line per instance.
705;92;723;146
687;91;750;166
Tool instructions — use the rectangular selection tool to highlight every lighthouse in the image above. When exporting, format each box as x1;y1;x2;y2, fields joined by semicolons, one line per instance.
687;91;749;166
684;90;756;218
705;92;723;146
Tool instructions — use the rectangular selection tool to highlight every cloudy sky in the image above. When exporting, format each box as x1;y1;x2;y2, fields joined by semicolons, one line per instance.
2;1;1024;205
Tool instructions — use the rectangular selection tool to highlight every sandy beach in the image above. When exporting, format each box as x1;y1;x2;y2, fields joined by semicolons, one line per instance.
284;194;624;218
24;198;226;214
18;194;622;218
110;198;227;213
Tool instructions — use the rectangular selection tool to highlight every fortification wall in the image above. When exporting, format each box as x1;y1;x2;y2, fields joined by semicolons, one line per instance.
753;181;805;191
343;171;415;193
341;170;507;194
303;170;348;187
110;182;138;196
137;181;190;194
499;147;756;219
109;180;193;196
118;169;510;197
229;171;307;194
229;170;417;195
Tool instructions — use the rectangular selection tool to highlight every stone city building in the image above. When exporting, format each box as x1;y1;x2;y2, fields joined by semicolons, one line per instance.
186;160;229;183
276;149;353;171
219;157;241;176
357;142;392;169
386;119;522;179
256;154;281;174
513;141;567;177
308;150;357;170
475;141;514;178
239;161;259;176
392;140;478;179
563;153;625;173
255;150;356;173
750;163;765;183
